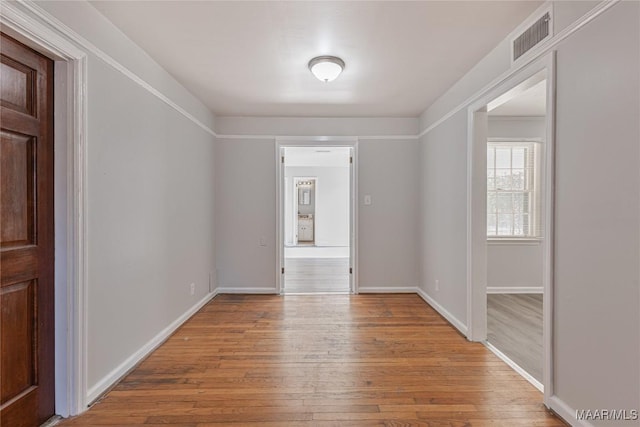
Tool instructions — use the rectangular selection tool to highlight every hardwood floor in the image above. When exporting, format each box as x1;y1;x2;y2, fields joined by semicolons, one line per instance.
487;294;543;383
284;258;350;293
61;294;564;426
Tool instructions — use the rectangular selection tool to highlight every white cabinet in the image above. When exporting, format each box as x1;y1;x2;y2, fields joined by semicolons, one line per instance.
298;216;314;242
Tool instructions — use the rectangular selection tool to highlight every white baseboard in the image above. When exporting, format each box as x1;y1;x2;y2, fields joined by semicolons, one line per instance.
548;395;593;427
216;286;278;294
86;291;217;404
487;286;543;294
484;341;543;392
416;288;468;336
358;286;418;293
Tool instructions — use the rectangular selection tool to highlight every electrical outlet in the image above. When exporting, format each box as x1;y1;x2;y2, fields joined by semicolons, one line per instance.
190;283;195;296
260;236;267;246
435;279;439;291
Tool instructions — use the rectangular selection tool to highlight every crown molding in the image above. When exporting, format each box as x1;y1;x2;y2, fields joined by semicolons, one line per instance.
11;0;217;137
6;0;619;142
417;0;620;139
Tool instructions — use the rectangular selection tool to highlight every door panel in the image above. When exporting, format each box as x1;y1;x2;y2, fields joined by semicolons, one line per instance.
0;59;35;116
1;32;55;427
1;280;36;403
1;131;36;248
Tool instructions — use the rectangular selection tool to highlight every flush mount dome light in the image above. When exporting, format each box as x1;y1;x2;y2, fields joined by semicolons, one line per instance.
308;56;345;82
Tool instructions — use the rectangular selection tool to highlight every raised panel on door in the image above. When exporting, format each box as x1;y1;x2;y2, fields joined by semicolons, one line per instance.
1;280;36;403
0;32;55;427
1;131;36;248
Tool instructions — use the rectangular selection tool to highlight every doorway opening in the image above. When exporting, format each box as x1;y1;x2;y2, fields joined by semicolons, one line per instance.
278;144;355;294
486;70;547;389
467;55;555;402
292;177;317;246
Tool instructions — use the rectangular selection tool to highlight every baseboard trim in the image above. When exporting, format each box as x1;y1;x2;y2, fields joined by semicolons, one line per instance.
487;286;543;294
548;395;593;427
416;288;468;336
358;286;418;293
216;286;278;294
40;415;63;427
86;290;217;404
484;341;543;392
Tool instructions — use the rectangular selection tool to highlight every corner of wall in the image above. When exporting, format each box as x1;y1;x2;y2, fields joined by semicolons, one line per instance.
86;291;217;404
415;288;468;337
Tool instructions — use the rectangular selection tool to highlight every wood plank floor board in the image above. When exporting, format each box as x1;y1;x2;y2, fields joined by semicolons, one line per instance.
487;294;543;382
284;258;350;293
60;294;564;426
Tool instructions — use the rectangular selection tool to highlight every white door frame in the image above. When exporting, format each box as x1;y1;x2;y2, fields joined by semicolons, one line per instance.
1;1;89;416
466;53;556;405
275;138;358;294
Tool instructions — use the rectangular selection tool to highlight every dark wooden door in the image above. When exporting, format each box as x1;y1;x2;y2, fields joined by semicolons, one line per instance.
1;32;55;426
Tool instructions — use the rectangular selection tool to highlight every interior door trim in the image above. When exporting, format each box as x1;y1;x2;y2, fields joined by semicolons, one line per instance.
1;2;89;417
275;138;358;295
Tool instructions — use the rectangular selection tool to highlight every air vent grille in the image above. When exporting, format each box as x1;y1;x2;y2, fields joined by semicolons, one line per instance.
513;12;550;61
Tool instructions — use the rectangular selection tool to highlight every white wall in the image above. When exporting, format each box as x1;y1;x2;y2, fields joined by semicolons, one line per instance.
32;0;217;403
214;117;420;292
487;117;545;291
216;116;418;137
419;109;469;323
285;166;350;247
358;138;420;291
418;1;640;424
487;242;543;291
488;116;545;138
215;138;276;291
553;2;639;421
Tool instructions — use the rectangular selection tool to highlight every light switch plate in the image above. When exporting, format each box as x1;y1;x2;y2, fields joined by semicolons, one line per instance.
364;195;372;205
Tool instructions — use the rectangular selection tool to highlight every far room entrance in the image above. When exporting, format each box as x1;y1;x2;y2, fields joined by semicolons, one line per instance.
279;145;354;294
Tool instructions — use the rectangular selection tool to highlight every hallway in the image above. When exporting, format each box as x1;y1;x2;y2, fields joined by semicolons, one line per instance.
61;294;563;426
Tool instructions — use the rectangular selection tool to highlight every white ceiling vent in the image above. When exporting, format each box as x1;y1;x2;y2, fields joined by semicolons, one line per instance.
512;11;552;62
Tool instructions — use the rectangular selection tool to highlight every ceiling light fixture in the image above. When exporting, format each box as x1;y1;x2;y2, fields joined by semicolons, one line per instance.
308;56;345;82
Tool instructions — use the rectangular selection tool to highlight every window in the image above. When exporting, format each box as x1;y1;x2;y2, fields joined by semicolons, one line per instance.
487;141;540;238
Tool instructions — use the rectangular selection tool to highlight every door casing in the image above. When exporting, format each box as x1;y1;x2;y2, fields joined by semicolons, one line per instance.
1;2;89;417
276;138;358;294
466;53;556;405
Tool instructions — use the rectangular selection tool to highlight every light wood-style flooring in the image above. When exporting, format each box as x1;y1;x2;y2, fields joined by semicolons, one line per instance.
284;258;350;293
487;294;543;383
61;294;564;426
